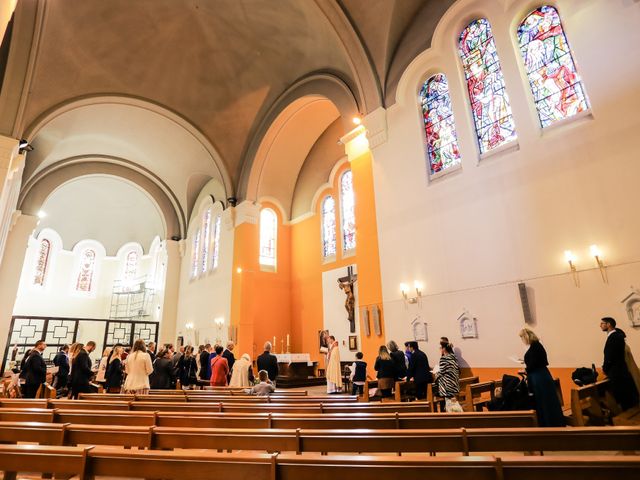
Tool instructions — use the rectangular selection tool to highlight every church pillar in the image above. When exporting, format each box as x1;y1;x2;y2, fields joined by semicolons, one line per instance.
158;239;181;346
230;201;260;359
339;113;387;373
0;212;38;361
0;135;25;270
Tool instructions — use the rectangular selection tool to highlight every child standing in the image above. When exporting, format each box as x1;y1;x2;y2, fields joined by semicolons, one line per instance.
350;352;367;395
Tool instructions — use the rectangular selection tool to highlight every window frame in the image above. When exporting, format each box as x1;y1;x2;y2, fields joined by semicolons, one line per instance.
259;207;278;271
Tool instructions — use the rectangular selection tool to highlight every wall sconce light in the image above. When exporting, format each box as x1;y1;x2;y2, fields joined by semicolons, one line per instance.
185;322;194;331
564;250;580;287
590;244;608;284
401;281;423;306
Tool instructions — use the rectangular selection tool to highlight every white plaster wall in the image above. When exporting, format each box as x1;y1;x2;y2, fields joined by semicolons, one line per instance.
175;203;234;348
372;0;640;367
322;264;361;362
12;232;164;330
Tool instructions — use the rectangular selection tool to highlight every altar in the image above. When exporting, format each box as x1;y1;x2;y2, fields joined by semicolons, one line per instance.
273;353;323;388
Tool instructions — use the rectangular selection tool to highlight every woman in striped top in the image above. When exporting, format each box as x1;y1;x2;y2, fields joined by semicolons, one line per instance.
435;342;461;411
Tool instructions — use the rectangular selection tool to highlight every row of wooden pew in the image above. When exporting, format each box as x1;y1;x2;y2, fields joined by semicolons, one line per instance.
76;393;360;403
1;421;639;454
1;445;639;480
0;408;539;428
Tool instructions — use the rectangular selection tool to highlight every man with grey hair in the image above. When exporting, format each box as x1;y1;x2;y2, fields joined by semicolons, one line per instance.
257;341;279;383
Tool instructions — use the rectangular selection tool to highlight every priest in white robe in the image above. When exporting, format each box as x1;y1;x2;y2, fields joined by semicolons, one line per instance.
326;336;343;393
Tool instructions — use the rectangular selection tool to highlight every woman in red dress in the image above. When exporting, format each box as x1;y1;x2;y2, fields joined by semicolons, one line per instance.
209;344;229;386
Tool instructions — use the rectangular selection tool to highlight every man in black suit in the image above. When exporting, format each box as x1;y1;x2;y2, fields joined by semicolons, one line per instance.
222;341;236;381
23;340;47;398
257;341;279;384
52;344;70;392
601;317;639;410
147;342;156;362
199;344;212;381
406;341;433;400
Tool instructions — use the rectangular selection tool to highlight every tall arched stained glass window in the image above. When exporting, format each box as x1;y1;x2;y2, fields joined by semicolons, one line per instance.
33;238;51;286
321;196;336;258
76;249;96;292
201;208;212;274
124;251;138;281
459;18;516;153
518;5;589;127
211;214;221;270
259;208;277;268
420;74;461;175
191;229;200;279
340;170;356;252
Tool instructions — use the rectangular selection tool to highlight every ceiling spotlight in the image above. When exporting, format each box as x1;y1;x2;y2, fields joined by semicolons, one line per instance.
352;117;362;125
37;211;47;219
18;139;34;154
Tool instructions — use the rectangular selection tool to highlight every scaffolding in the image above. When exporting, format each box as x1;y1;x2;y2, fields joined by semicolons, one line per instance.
109;276;155;321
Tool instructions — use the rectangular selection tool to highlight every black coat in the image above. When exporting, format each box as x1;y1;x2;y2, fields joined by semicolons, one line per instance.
222;350;236;372
150;357;175;389
524;340;548;373
199;350;211;380
257;351;279;381
53;351;70;378
105;358;123;391
24;350;47;386
603;329;639;410
178;355;198;386
70;350;93;388
390;350;407;379
408;349;433;383
374;357;395;379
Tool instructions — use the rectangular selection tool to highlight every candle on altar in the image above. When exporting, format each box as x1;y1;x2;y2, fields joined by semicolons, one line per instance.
273;336;276;348
286;334;290;346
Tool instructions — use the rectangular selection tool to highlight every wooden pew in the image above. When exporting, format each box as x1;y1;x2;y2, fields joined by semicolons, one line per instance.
78;393;358;403
0;408;55;423
36;383;56;399
463;381;497;412
3;445;640;480
53;409;156;426
1;421;639;455
571;380;619;426
427;376;480;412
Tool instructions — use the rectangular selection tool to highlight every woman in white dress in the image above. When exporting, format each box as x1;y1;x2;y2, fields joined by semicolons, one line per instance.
123;339;153;394
95;347;112;384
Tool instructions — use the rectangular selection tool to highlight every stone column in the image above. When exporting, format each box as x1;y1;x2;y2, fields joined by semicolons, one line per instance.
158;239;181;345
0;212;38;363
0;135;25;269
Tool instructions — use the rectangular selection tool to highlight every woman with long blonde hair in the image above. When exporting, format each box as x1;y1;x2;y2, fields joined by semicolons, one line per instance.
123;339;153;394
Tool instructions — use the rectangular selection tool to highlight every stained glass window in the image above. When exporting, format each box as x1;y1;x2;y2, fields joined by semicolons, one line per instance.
459;18;516;153
259;208;277;267
518;5;589;127
124;251;138;281
420;74;461;175
321;196;336;258
33;239;51;286
340;170;356;252
76;249;96;292
211;214;221;270
201;208;212;274
191;229;200;279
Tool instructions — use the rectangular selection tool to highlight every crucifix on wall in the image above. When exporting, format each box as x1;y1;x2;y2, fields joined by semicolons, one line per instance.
338;266;358;333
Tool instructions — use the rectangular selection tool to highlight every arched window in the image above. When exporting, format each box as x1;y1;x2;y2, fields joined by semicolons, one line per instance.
518;5;589;127
123;251;138;281
211;214;222;270
76;249;96;292
420;74;461;176
321;196;336;258
259;208;277;268
191;229;200;279
33;238;51;286
459;18;516;154
201;208;212;274
340;170;356;252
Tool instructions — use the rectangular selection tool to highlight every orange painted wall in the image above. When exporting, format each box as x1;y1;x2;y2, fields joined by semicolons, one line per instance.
230;202;292;362
291;152;386;376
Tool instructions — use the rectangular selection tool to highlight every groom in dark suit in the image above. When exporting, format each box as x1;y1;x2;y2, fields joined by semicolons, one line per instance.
601;317;639;410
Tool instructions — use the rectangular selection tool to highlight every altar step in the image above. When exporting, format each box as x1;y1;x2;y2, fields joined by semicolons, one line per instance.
275;376;327;389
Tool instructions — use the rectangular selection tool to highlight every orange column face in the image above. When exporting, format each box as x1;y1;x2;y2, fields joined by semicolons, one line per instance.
230;203;292;362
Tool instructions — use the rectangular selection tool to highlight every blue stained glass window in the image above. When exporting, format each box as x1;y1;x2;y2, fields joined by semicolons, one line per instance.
211;214;221;270
419;74;461;175
518;5;589;127
259;208;277;267
459;18;517;153
191;229;200;279
321;196;336;258
201;208;211;274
